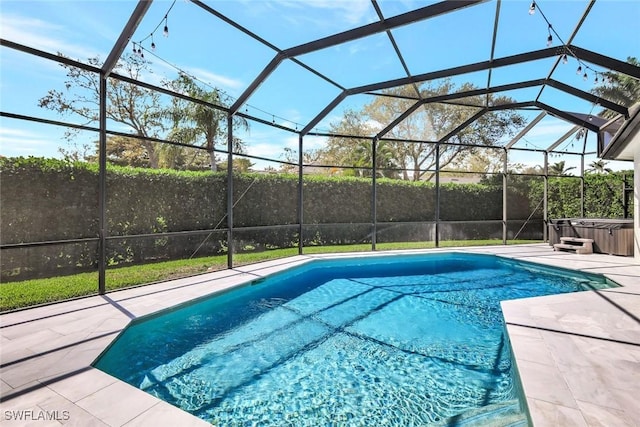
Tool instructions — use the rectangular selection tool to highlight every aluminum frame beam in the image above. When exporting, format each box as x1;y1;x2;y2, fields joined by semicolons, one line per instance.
371;0;423;102
505;112;547;149
426;98;600;147
351;46;562;94
567;45;640;79
421;79;545;105
191;0;279;51
230;0;486;114
286;0;486;58
301;91;348;135
417;78;627;117
102;0;152;77
194;0;345;114
485;0;502;102
535;101;600;132
302;47;562;134
230;53;285;114
439;109;487;144
536;0;595;102
547;126;581;152
0;39;101;73
305;44;639;139
375;101;423;139
545;79;629;118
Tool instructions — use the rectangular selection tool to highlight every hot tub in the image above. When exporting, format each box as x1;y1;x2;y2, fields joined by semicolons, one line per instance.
548;218;634;256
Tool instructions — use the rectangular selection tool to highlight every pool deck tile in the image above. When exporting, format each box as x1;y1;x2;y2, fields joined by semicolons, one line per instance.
123;400;212;427
74;381;166;426
497;248;640;427
1;244;639;426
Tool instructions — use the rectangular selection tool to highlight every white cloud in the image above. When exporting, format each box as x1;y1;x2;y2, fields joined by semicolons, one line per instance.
299;134;328;150
348;42;365;56
184;67;245;91
138;58;245;97
264;0;373;31
255;134;326;153
506;116;578;150
314;113;341;131
0;127;53;156
246;142;285;159
298;0;372;26
526;120;575;139
137;69;167;89
0;14;101;60
279;109;304;125
235;127;327;157
0;127;46;142
240;133;329;170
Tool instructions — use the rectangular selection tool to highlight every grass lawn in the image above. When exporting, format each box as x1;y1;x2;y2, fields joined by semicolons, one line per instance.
0;239;540;312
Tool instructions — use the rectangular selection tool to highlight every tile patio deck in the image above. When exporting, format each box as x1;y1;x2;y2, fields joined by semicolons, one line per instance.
1;244;638;426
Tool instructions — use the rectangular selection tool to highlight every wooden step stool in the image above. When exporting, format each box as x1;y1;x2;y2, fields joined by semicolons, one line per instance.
553;237;594;254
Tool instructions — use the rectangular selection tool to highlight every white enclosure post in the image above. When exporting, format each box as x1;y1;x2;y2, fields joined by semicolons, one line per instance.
634;152;640;261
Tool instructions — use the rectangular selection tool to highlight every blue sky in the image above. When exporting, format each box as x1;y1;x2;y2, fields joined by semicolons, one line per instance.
1;0;638;171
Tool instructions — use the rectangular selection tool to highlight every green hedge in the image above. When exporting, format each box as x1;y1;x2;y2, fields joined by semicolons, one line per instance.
526;172;633;219
0;157;631;281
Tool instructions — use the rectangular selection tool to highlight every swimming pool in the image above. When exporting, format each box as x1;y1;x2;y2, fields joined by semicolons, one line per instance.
94;252;615;426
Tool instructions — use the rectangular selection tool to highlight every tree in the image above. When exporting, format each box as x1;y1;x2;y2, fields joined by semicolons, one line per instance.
164;73;249;171
279;147;322;174
102;135;148;167
549;161;576;176
591;57;640;119
317;110;399;178
454;149;505;174
57;141;95;163
586;160;612;174
323;81;524;181
218;158;255;173
39;54;166;168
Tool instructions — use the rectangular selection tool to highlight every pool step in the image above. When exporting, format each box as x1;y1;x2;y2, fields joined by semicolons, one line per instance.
432;400;528;427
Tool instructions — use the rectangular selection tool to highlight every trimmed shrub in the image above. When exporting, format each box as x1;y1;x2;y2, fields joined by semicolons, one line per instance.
1;157;631;281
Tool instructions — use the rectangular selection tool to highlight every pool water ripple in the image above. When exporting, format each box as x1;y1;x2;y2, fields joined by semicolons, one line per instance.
94;253;614;426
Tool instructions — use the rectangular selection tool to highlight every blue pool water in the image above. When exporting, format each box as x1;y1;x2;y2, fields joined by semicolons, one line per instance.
94;253;615;425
